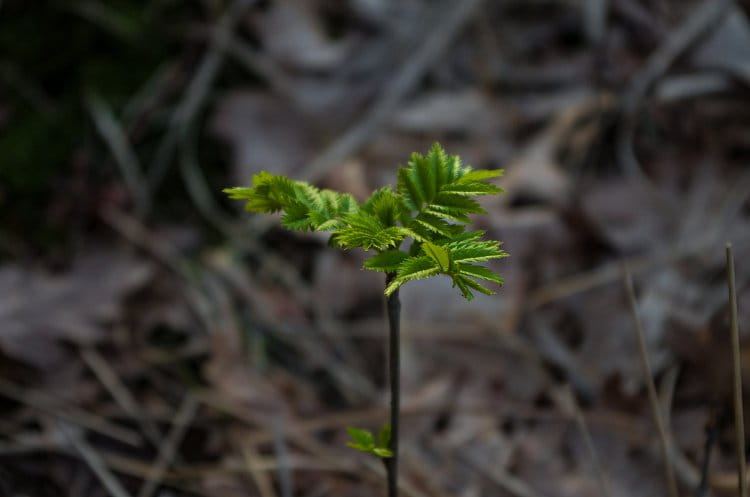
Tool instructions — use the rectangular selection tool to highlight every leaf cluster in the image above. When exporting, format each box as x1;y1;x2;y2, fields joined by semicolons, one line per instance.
224;143;508;300
346;425;393;459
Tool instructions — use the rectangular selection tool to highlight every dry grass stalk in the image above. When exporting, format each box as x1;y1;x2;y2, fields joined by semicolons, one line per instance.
624;270;679;497
726;243;747;497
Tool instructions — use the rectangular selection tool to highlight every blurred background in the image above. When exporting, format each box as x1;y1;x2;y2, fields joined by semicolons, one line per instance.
2;0;750;495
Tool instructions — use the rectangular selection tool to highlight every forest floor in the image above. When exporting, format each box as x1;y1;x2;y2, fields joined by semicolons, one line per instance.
2;1;750;496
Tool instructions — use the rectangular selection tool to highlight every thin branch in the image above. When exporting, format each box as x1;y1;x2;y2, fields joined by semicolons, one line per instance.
240;443;279;497
145;0;254;204
554;386;612;497
80;346;162;447
0;379;140;446
137;393;199;497
86;92;149;214
624;270;679;497
727;243;747;497
59;421;134;497
272;418;294;497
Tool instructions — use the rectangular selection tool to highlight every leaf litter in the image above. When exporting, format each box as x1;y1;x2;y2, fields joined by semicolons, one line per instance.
3;0;750;496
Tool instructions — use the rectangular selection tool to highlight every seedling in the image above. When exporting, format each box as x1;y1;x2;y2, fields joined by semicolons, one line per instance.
224;143;507;496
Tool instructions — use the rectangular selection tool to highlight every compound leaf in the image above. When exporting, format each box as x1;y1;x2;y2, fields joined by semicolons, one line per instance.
364;250;409;272
224;144;507;301
422;241;451;272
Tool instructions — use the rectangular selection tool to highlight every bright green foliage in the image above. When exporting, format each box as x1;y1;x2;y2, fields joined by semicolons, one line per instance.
346;425;393;459
224;171;358;232
363;250;410;272
224;143;508;300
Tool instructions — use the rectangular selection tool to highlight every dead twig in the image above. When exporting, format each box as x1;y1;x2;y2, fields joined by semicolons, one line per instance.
460;448;547;497
624;270;679;497
137;393;199;497
86;92;149;215
617;0;732;184
146;0;254;204
59;421;134;497
80;347;162;447
553;386;612;497
527;240;703;310
272;419;294;497
0;379;140;446
240;443;279;497
726;243;748;497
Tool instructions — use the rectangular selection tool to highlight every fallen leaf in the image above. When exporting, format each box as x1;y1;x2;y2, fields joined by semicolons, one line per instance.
692;6;750;80
210;91;315;184
392;90;503;134
0;249;151;367
253;0;353;71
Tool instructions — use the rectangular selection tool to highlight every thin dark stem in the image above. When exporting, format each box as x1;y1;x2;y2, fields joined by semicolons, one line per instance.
385;273;401;497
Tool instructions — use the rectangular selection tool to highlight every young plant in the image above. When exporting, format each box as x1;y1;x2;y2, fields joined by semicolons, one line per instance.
224;143;507;496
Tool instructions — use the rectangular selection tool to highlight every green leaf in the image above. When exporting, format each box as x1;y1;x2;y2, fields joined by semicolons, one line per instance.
458;264;504;284
457;169;504;182
334;212;405;250
224;172;362;231
364;250;410;272
455;274;495;297
317;218;347;231
373;447;394;458
280;204;313;230
346;427;375;451
449;239;508;263
362;187;406;227
441;148;466;183
377;424;392;450
397;165;424;211
385;256;440;296
397;227;426;243
346;425;393;458
424;193;485;223
441;181;504;196
412;213;454;237
422;241;451;272
222;186;254;199
397;143;469;211
453;275;475;301
441;230;485;244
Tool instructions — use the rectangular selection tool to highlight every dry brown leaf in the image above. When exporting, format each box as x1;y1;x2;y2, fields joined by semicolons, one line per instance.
392;90;503;134
579;180;671;251
0;249;151;367
253;0;353;71
210;91;315;184
692;6;750;80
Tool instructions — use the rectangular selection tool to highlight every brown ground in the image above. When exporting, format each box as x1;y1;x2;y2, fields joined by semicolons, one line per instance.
2;1;750;496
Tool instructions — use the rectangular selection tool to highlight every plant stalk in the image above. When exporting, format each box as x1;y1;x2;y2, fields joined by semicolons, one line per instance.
385;273;401;497
726;243;747;497
624;270;679;497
